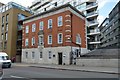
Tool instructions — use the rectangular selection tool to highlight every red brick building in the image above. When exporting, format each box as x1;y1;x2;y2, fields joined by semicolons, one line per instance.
22;4;88;65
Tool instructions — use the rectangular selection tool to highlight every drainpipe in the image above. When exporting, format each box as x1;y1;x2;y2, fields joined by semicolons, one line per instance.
70;13;73;65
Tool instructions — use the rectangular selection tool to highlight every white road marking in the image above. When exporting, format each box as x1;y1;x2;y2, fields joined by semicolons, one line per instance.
10;75;25;78
10;75;37;80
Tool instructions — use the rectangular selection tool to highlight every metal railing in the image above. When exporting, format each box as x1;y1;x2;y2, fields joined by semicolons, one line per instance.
86;3;98;8
89;20;98;24
87;11;98;17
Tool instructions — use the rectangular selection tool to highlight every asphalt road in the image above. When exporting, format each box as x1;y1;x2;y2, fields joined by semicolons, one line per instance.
2;66;118;80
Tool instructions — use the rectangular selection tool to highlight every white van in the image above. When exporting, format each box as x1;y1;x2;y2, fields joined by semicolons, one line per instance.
0;52;11;68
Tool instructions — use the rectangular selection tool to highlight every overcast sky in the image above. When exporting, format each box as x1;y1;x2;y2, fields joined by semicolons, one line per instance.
0;0;119;25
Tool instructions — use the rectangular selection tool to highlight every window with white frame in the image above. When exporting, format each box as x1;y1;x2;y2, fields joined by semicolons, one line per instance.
39;36;44;45
48;51;52;59
32;37;35;46
48;35;52;44
48;19;52;29
58;33;63;44
76;34;81;44
39;21;44;30
25;38;29;46
25;26;29;33
32;52;35;59
58;16;63;26
26;52;28;58
32;23;36;32
40;52;42;58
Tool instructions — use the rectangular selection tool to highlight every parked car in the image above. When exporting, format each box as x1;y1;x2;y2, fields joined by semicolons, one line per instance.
0;52;12;68
0;63;3;80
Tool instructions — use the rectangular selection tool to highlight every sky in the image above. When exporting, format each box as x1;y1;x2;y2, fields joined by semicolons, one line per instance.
0;0;119;25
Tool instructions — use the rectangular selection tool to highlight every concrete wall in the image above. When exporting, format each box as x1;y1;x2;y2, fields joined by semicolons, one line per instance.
76;59;118;67
22;46;88;65
22;46;72;65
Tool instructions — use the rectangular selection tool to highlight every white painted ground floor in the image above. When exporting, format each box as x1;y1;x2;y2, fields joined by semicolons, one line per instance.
22;46;88;65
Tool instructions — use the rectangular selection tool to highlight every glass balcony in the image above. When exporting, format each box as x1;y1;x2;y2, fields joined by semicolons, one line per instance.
89;20;99;27
0;2;33;14
88;31;100;35
88;40;101;44
86;3;98;9
86;11;98;18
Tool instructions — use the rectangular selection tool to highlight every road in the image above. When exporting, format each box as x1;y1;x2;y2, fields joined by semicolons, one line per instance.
2;66;118;80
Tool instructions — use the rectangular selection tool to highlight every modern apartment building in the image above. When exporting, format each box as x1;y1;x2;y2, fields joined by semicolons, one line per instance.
22;4;87;65
99;1;120;48
0;2;32;62
0;3;4;51
29;0;99;50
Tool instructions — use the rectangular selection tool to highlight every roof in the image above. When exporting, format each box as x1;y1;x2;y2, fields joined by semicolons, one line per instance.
23;3;85;21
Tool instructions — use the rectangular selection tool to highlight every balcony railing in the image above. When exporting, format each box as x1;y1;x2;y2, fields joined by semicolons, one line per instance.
89;20;98;24
87;11;98;17
88;40;101;44
86;3;98;8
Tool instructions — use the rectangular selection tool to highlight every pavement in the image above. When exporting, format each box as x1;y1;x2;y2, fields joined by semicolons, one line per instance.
12;63;119;74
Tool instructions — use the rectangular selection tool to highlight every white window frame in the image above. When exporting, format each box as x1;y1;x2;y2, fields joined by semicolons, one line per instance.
32;23;36;32
76;34;81;44
58;33;63;44
32;37;35;46
58;16;63;26
38;35;44;45
25;26;29;33
48;19;52;29
25;38;29;46
48;35;52;44
39;21;44;30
